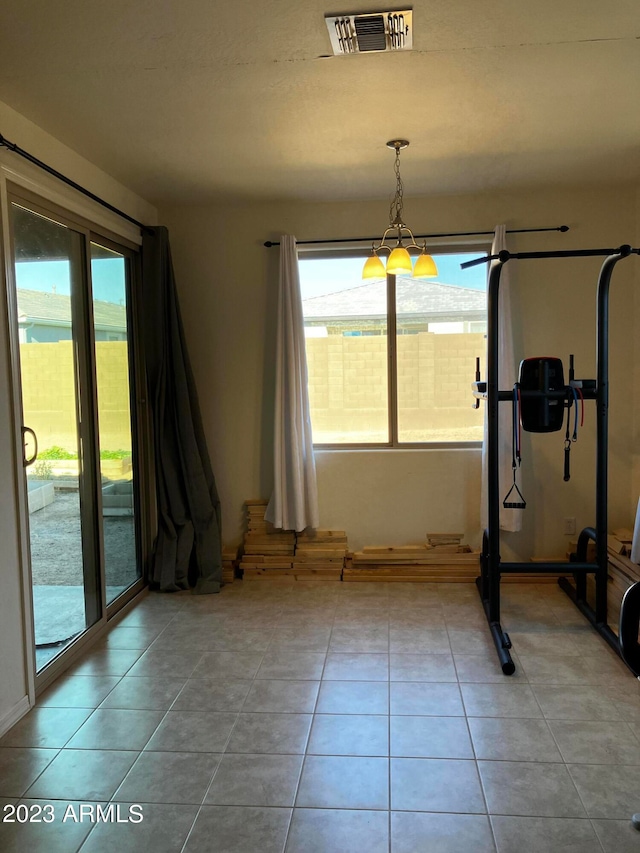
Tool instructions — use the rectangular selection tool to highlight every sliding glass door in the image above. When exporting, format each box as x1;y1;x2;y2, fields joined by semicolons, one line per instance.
8;197;143;674
90;241;141;603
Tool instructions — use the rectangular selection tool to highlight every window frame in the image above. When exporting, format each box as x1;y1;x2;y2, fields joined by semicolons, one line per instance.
298;241;490;450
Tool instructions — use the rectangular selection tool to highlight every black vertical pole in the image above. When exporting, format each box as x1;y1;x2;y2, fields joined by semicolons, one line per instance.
595;246;631;622
487;255;508;623
482;252;515;675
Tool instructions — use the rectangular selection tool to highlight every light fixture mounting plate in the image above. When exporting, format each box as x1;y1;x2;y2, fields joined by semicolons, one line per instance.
387;139;409;151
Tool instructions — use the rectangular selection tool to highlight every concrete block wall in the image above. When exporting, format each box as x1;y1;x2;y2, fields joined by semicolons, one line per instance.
19;341;77;451
94;341;132;452
18;341;132;454
306;331;485;442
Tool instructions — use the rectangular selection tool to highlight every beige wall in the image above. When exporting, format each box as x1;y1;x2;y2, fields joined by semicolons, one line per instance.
161;184;637;554
0;101;155;227
0;99;155;733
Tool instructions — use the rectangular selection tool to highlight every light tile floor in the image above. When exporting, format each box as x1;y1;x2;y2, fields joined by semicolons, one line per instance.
1;581;640;852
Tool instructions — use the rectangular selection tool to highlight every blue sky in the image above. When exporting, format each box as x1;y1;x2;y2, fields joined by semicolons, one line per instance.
16;251;488;304
15;258;126;304
298;252;487;299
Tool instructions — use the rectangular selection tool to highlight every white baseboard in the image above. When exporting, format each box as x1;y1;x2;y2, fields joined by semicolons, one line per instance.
0;695;31;738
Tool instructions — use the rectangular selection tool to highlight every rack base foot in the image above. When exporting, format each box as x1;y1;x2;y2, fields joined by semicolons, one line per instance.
475;576;515;675
558;576;621;656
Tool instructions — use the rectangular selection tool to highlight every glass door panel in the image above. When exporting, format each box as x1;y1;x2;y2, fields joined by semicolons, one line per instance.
10;204;100;672
90;242;141;603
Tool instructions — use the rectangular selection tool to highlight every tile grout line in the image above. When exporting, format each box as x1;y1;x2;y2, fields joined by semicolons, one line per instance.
446;606;497;851
283;587;339;852
85;605;195;850
11;584;640;851
19;651;154;804
38;604;187;853
385;589;391;852
178;586;286;853
541;696;610;842
90;593;268;852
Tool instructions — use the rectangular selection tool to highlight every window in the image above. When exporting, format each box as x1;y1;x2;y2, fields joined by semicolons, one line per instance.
298;248;488;445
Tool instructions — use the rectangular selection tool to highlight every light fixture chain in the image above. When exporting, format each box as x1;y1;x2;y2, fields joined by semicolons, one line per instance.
389;144;404;226
364;138;438;280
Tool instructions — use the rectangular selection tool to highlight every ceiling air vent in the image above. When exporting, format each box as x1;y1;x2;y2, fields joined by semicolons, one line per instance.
325;10;413;55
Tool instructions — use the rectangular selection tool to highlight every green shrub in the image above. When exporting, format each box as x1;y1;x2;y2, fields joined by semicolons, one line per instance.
39;446;76;460
100;450;131;460
32;459;53;479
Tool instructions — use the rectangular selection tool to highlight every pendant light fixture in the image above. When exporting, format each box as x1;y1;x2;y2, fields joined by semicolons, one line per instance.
363;140;438;279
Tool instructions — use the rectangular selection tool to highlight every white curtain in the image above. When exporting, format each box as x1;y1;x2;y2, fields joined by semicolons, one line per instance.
481;225;523;533
265;235;320;532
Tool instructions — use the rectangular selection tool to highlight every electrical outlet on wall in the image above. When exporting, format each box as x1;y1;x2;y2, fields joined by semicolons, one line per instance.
563;517;576;536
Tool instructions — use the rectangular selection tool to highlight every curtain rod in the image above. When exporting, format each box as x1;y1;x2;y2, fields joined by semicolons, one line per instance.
264;225;569;248
0;132;154;235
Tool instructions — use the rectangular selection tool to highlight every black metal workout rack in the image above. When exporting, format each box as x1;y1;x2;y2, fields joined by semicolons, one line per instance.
466;244;640;675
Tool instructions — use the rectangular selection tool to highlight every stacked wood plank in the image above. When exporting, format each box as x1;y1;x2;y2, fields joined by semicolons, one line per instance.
607;528;634;558
239;500;347;581
344;534;480;582
292;530;348;581
427;532;468;550
243;500;296;556
221;546;238;584
239;555;297;581
240;500;296;580
561;532;640;639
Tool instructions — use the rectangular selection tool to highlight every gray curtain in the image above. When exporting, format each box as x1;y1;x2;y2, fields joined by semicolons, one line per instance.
142;226;222;593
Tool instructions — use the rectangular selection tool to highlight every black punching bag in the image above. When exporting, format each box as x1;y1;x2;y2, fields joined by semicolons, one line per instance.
519;357;565;433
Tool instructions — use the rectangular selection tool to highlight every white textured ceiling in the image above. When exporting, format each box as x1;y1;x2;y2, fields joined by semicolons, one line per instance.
0;1;639;204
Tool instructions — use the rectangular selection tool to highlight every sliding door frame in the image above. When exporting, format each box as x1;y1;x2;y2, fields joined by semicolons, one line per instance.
3;183;150;695
89;230;150;620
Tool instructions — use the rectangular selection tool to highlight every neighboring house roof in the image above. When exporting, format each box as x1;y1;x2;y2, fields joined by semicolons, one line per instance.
16;288;126;330
302;279;486;322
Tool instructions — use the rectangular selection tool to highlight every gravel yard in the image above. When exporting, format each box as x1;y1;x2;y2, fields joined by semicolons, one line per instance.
28;487;140;655
29;489;138;588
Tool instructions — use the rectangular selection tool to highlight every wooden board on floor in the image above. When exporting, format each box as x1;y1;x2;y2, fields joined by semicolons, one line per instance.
297;529;346;539
294;550;347;560
244;549;295;557
344;562;479;581
362;545;429;554
351;552;479;566
221;545;238;584
243;567;342;581
565;549;640;641
296;546;346;553
606;550;640;582
244;534;296;543
241;508;349;579
427;533;464;546
240;560;294;569
342;572;564;583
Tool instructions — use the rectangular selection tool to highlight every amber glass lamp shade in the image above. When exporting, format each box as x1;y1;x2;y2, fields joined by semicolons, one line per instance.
362;253;387;279
413;251;438;278
386;245;413;276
